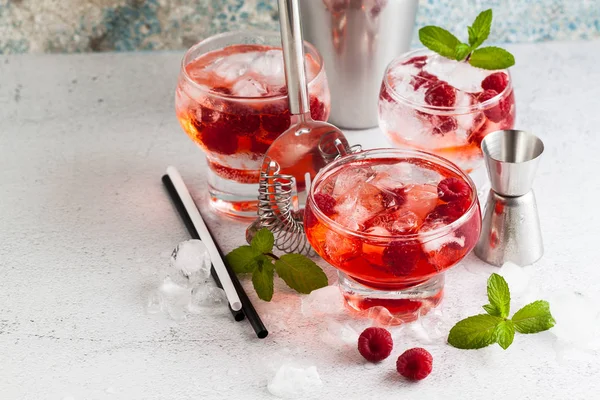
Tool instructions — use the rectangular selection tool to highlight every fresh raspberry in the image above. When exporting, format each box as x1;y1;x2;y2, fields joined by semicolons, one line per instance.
199;121;238;155
310;96;327;121
382;240;422;276
481;72;509;93
437;177;471;201
402;55;428;68
426;198;471;223
411;70;439;90
478;90;509;123
261;102;291;135
396;348;433;380
433;116;457;135
314;193;337;216
212;86;232;95
424;83;456;107
357;327;394;362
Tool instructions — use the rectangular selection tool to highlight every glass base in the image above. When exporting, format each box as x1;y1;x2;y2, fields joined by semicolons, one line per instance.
207;166;258;220
338;272;444;325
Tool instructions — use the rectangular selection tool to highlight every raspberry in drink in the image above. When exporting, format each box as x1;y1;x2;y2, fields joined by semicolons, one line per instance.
378;49;515;172
175;32;330;218
305;149;481;322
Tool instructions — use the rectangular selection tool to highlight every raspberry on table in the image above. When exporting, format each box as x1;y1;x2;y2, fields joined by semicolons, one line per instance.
481;72;509;93
437;177;471;202
424;83;456;108
396;347;433;381
314;193;337;216
357;327;394;362
382;240;422;276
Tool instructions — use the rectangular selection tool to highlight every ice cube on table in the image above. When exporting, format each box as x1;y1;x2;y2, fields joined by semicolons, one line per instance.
320;320;360;349
301;285;345;316
169;240;211;288
498;262;534;297
188;282;228;315
267;365;323;399
151;278;191;321
548;291;600;354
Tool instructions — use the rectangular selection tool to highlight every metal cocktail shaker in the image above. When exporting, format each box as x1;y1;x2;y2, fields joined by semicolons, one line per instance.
300;0;419;129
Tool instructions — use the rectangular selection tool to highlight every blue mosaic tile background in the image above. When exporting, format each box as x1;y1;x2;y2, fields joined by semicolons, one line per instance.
0;0;598;54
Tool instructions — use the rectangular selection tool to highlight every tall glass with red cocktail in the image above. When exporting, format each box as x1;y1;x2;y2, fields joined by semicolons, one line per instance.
175;31;330;218
304;149;481;323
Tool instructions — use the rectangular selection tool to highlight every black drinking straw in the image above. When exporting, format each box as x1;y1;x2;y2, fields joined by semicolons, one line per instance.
162;174;244;322
162;174;269;339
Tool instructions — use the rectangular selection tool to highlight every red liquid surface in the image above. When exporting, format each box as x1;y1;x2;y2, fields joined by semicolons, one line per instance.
176;44;330;183
305;157;481;290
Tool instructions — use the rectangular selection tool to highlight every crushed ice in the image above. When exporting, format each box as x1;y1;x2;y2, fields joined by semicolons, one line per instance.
146;239;227;320
267;364;323;399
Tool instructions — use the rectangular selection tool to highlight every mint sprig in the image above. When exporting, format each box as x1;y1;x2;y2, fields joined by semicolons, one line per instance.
419;9;515;70
448;273;555;350
226;228;328;301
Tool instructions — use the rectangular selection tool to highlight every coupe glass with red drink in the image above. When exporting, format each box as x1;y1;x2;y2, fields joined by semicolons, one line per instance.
304;149;481;322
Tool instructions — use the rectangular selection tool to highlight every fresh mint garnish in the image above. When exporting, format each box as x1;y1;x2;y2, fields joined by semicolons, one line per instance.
448;273;555;350
419;9;515;70
226;228;327;301
512;300;556;334
484;272;510;318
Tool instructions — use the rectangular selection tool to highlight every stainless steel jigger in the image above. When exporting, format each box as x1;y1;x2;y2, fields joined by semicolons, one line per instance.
474;130;545;266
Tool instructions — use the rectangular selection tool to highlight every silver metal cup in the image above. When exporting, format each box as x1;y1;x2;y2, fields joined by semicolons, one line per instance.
300;0;419;129
475;130;545;266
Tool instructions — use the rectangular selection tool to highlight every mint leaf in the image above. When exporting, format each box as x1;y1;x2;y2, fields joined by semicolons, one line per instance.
469;9;493;48
482;304;498;316
469;46;515;70
468;26;477;47
251;228;274;254
494;320;515;349
454;43;472;61
252;260;274;301
448;314;503;349
274;254;328;294
419;26;461;59
226;246;262;273
486;273;510;318
512;300;556;334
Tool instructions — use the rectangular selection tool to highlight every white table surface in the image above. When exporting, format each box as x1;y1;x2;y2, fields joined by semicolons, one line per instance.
1;40;599;400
